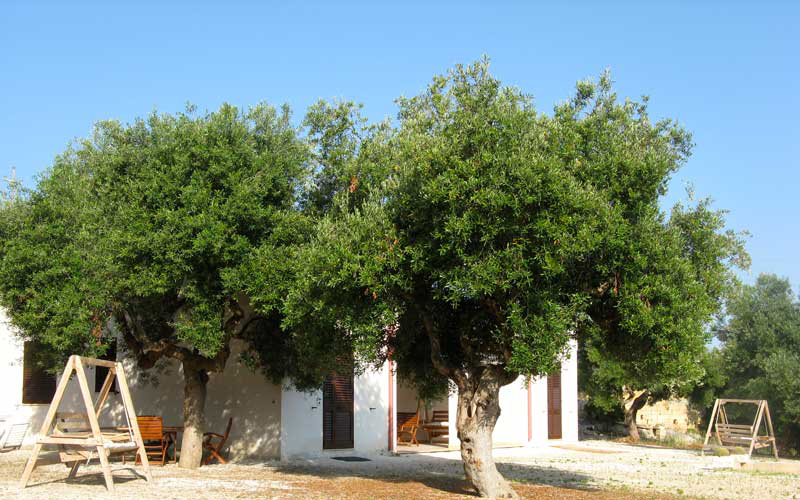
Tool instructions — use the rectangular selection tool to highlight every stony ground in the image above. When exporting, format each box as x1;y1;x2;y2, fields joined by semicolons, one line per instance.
1;441;797;499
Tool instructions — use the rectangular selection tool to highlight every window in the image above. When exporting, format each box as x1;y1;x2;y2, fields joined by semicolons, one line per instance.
94;341;118;393
22;341;56;405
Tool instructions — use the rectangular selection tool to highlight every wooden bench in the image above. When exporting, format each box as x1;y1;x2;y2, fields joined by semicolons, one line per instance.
397;412;420;446
716;423;774;449
423;410;449;443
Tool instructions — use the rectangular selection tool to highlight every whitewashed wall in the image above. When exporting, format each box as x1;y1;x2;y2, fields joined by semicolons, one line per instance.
0;315;282;459
528;375;549;445
0;310;89;447
494;377;529;445
560;339;579;443
353;362;389;454
447;339;580;448
280;384;322;459
115;339;283;460
281;362;390;459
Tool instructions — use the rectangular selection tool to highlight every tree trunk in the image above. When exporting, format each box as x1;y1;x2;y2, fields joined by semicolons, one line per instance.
455;370;519;499
624;390;649;442
179;359;209;468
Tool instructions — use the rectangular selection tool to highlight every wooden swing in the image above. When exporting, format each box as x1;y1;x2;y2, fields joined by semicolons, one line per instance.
701;398;779;459
19;355;152;491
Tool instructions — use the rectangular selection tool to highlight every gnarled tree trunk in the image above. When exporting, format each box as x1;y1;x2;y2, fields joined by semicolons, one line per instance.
455;369;519;499
623;389;649;442
179;359;210;468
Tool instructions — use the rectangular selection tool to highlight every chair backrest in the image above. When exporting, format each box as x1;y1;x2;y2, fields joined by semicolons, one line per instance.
137;416;163;441
397;412;419;430
219;417;233;446
431;410;448;422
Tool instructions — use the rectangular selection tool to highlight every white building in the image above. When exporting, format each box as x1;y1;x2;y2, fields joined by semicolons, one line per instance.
1;308;578;459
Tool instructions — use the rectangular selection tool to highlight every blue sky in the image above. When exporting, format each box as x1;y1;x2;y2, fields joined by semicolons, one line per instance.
2;1;798;287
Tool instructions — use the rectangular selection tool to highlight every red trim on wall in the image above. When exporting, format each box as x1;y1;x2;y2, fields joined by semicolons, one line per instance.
388;359;394;452
527;378;533;442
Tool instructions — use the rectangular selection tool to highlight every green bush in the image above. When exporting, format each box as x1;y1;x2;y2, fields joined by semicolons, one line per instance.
713;447;730;457
731;446;747;455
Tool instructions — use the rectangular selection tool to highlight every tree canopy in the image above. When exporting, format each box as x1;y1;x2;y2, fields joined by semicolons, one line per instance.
278;60;747;497
0;103;313;467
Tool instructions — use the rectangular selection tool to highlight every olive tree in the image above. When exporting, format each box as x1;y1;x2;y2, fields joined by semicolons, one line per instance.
0;103;309;468
284;60;746;498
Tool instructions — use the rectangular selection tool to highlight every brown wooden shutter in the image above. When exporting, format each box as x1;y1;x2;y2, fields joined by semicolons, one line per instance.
22;341;56;405
323;369;354;449
547;370;562;439
94;341;118;393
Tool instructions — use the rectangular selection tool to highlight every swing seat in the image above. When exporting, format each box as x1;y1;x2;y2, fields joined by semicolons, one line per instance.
701;398;779;459
19;355;154;492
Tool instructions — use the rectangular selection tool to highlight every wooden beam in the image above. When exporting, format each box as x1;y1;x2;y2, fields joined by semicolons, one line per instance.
115;361;153;483
701;398;720;455
19;357;77;488
75;356;116;491
78;357;118;368
763;401;779;459
94;366;116;419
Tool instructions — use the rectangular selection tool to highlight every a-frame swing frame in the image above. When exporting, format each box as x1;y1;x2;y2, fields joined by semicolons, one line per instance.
19;355;152;491
701;398;779;459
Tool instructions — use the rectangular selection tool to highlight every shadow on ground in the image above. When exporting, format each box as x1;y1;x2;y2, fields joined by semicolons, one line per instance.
271;451;595;498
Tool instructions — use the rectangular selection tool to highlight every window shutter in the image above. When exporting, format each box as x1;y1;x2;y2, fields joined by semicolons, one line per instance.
323;368;354;449
94;341;118;393
22;341;56;405
547;370;562;439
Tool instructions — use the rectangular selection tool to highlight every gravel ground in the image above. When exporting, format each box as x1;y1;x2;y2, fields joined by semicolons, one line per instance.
0;440;797;499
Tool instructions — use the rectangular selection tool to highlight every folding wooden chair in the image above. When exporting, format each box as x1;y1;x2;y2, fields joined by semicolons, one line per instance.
397;412;420;446
202;417;233;465
136;416;173;466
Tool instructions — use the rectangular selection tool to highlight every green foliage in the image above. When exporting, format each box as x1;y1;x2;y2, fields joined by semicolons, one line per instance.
713;447;730;457
284;59;746;412
710;274;800;451
687;348;728;427
0;103;310;374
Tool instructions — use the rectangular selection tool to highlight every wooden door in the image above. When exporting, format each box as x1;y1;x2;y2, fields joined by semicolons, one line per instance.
547;370;562;439
323;370;354;449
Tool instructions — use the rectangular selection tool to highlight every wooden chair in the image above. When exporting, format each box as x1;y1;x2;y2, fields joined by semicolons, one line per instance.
423;410;449;443
136;416;172;466
397;412;420;446
202;417;233;465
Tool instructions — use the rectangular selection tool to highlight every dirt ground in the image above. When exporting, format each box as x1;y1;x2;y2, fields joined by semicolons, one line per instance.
1;441;797;500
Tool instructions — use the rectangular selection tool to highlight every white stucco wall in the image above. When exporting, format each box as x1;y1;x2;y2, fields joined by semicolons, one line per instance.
0;315;282;459
528;375;549;445
0;310;90;447
494;377;529;445
446;339;580;449
114;339;283;459
281;362;390;459
280;384;323;459
560;339;579;443
354;362;389;454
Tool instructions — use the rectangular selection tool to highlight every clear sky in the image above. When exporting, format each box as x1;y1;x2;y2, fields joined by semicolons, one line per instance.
2;1;798;287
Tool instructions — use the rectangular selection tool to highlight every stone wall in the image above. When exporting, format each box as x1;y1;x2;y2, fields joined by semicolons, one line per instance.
636;398;697;432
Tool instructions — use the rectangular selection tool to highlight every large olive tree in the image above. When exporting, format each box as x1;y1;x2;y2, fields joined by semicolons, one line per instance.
0;103;309;468
284;60;746;498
